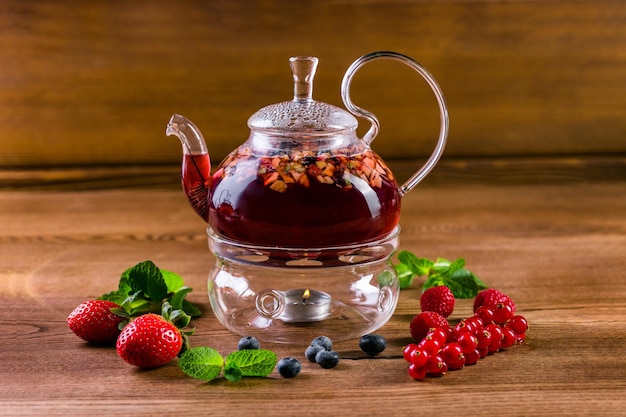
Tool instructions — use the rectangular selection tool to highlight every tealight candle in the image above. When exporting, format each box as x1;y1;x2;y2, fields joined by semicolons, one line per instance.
256;288;332;322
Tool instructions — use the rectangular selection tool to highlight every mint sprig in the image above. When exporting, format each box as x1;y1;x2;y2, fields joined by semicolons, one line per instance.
224;349;277;382
99;260;202;318
394;251;488;298
179;347;277;382
179;347;224;381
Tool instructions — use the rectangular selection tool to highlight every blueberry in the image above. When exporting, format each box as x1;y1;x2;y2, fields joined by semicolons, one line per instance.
237;336;260;350
305;344;325;363
310;335;333;350
359;333;386;356
277;357;301;378
315;349;340;369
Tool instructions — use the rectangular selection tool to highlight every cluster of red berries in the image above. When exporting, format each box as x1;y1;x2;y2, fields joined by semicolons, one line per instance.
403;288;528;380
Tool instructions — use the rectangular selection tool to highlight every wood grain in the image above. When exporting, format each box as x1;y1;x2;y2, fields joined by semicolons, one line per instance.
1;0;625;168
1;154;624;191
1;182;625;416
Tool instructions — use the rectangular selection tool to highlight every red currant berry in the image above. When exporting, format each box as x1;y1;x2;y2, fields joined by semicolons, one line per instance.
465;316;484;334
486;324;503;353
408;347;430;368
516;333;526;344
500;327;517;349
507;315;529;335
454;319;476;336
456;332;479;354
476;328;492;350
475;306;494;324
493;302;515;324
408;363;427;380
478;346;489;358
426;355;448;377
464;349;480;366
403;344;419;362
444;326;456;343
440;343;465;370
417;338;442;356
426;328;448;346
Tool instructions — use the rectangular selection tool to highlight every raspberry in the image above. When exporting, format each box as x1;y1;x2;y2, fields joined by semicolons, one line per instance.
409;311;449;342
420;286;455;318
474;288;516;314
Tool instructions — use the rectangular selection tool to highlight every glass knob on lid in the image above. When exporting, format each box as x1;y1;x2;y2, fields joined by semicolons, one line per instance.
247;56;358;135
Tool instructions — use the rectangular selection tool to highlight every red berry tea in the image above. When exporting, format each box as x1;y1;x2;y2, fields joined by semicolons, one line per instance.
184;145;401;248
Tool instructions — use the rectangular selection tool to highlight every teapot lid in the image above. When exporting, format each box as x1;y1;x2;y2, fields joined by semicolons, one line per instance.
248;56;358;133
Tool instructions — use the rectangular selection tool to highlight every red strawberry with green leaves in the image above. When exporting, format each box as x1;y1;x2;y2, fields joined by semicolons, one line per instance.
116;303;191;368
67;300;126;344
409;311;449;342
420;285;455;318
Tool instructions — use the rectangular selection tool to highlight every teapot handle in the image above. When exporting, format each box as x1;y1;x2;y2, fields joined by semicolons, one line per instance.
341;51;449;195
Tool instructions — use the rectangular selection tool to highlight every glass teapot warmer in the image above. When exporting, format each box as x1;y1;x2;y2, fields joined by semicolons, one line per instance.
167;51;448;344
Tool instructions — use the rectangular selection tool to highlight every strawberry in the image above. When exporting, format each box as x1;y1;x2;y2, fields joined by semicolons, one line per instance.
116;304;191;368
473;288;516;314
409;311;449;342
67;300;125;344
420;286;455;318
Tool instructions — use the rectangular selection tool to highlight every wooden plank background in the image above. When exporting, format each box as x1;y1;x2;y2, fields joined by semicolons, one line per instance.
1;0;625;171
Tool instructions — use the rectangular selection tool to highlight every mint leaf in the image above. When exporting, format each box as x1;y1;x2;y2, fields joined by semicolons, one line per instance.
447;257;466;274
179;347;224;381
98;290;126;305
422;274;446;291
397;251;433;276
125;260;168;301
395;262;414;289
162;269;185;293
432;258;452;273
181;299;202;317
169;286;192;310
394;251;489;298
472;273;489;291
224;349;277;379
377;270;393;287
223;363;243;382
446;271;479;298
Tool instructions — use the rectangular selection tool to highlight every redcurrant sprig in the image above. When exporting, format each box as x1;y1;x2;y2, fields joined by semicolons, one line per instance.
404;290;528;380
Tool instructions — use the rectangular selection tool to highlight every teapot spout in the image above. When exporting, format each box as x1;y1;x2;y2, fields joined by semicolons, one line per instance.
166;114;211;222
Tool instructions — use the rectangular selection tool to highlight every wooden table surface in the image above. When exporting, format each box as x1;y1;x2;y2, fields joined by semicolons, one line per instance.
1;179;625;416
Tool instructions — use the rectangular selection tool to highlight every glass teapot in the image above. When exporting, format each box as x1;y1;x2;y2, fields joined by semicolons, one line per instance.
167;51;448;249
166;51;448;343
